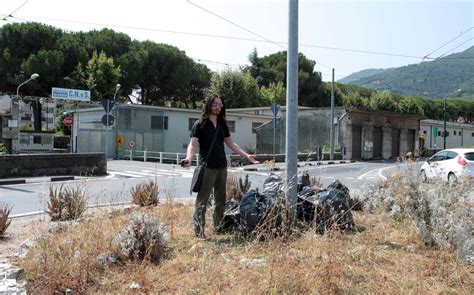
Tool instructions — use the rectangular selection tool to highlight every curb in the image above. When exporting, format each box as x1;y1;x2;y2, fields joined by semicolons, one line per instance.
0;176;75;186
242;160;350;172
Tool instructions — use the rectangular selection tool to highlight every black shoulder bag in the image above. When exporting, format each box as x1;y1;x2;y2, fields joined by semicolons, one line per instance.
190;122;220;194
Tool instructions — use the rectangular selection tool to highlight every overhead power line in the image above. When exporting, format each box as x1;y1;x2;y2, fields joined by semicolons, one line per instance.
186;0;285;50
1;0;28;21
423;27;473;60
7;14;472;61
435;37;473;60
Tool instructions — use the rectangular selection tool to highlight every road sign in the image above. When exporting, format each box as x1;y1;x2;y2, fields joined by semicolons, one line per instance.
128;140;136;149
101;114;115;126
101;99;116;113
52;87;91;101
116;133;124;148
433;127;438;137
271;103;280;115
63;116;73;127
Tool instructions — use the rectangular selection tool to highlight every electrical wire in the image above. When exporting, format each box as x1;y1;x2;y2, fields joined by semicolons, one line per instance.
1;0;28;21
7;14;472;61
423;27;473;60
435;37;473;60
186;0;285;50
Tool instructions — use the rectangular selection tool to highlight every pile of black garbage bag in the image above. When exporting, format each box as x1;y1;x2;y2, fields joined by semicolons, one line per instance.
220;172;355;235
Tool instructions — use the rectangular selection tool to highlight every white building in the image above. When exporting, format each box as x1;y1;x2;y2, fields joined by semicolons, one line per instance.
420;119;474;150
73;104;273;159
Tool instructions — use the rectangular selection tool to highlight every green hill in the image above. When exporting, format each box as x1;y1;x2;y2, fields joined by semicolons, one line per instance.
340;46;474;99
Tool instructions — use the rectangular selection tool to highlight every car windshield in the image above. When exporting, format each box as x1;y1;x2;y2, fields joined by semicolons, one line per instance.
463;152;474;161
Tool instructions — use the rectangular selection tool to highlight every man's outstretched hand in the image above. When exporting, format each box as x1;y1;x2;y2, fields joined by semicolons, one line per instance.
247;155;259;164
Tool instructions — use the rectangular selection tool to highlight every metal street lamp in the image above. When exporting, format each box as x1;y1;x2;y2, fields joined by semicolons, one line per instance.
15;73;39;153
16;73;39;100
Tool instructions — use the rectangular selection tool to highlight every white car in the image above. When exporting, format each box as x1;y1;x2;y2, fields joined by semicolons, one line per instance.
420;148;474;184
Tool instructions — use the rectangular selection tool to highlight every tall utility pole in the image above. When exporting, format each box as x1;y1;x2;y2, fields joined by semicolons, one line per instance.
286;0;298;223
329;68;335;160
443;96;447;149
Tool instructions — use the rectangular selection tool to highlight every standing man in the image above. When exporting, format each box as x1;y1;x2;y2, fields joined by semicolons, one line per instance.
182;94;259;240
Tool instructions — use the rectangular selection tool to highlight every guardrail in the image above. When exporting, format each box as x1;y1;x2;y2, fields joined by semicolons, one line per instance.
119;149;201;166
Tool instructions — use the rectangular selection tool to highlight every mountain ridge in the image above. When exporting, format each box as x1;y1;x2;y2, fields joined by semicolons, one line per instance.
339;46;474;98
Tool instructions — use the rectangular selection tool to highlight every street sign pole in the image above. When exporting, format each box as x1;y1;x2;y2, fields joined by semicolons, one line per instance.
273;115;276;163
105;100;109;159
271;103;280;164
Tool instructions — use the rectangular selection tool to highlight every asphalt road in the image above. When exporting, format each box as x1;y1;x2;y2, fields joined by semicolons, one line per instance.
1;159;408;216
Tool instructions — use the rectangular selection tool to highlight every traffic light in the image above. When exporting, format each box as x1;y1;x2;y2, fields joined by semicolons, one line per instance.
442;131;449;137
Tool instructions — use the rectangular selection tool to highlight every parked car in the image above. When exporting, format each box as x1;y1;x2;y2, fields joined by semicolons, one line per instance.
420;148;474;184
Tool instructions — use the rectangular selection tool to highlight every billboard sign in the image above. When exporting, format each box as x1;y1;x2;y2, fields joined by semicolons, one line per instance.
51;87;91;101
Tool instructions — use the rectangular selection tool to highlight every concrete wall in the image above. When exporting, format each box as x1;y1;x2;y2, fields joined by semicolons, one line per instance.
339;111;420;160
0;153;106;178
256;107;347;154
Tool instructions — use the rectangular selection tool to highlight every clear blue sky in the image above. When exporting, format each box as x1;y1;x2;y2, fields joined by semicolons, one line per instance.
1;0;472;81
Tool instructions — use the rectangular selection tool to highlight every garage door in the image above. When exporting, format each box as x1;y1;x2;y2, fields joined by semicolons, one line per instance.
391;128;400;158
373;127;383;158
352;125;362;159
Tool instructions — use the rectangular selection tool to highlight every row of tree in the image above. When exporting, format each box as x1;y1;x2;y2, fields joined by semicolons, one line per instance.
0;22;211;108
0;22;472;123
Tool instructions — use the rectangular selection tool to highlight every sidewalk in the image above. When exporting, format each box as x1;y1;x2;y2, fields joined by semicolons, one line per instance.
235;159;355;172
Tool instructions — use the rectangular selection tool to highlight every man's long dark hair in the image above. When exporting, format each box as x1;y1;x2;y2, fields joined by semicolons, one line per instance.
199;94;229;133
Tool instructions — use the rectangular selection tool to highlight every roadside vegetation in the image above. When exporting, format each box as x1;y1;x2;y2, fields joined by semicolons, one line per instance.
12;170;472;294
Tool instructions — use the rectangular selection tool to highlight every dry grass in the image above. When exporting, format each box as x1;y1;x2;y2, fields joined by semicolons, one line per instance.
0;202;12;237
16;202;472;294
46;184;87;221
131;179;160;206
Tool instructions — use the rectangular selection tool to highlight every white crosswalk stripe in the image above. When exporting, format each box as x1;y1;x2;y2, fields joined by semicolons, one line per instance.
110;169;193;179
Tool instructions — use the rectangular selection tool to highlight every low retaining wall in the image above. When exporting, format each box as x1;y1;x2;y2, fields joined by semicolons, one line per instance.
229;152;342;165
0;153;106;178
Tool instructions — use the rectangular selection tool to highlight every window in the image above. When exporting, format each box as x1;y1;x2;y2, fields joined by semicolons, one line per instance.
431;151;447;162
454;131;457;135
188;118;199;131
151;116;168;130
464;153;474;161
423;130;427;134
228;120;235;133
459;131;462;136
446;151;458;160
438;131;441;136
252;122;262;133
472;132;474;137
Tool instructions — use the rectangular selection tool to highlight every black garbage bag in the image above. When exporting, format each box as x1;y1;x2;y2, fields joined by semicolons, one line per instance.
239;190;275;233
219;199;241;232
315;179;355;233
263;174;284;196
297;171;311;193
297;186;323;223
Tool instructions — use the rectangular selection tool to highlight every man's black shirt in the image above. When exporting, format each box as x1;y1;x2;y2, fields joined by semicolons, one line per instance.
190;119;230;169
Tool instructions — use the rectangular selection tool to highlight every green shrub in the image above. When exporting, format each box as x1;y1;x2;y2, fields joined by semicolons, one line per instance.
0;143;8;155
46;185;87;221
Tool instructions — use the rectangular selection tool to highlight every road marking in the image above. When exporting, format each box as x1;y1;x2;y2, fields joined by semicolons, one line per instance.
357;167;388;181
110;170;193;179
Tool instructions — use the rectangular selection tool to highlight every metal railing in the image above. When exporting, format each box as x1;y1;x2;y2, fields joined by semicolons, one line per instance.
119;149;200;166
